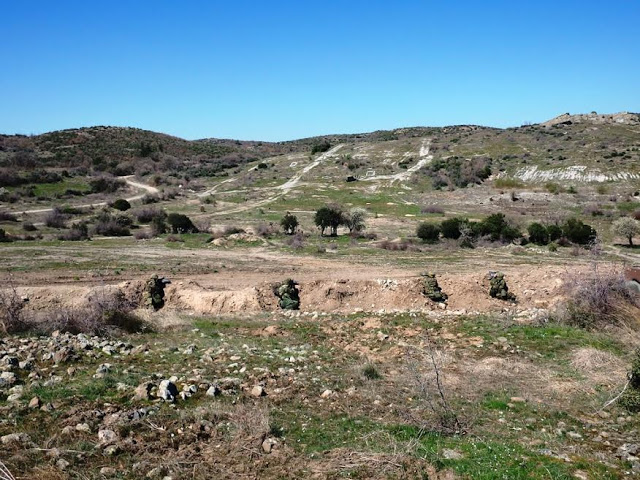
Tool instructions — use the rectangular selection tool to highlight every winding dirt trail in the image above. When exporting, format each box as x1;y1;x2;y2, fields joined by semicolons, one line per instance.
362;139;432;184
9;176;160;216
206;145;344;216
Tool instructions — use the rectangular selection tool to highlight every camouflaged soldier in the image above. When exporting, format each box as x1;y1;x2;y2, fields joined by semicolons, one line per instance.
488;272;516;301
275;279;300;310
420;271;448;303
143;274;170;310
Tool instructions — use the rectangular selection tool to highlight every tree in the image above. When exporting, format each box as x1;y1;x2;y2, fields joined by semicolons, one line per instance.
344;208;367;234
280;212;299;235
166;213;198;234
416;222;440;243
314;206;343;236
311;140;331;155
612;217;640;246
527;222;549;245
562;218;596;245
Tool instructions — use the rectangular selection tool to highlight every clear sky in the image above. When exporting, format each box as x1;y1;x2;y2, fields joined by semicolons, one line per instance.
2;1;639;141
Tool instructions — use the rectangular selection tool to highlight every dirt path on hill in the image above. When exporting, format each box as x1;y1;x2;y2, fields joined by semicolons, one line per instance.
362;139;432;184
9;176;159;215
204;145;344;216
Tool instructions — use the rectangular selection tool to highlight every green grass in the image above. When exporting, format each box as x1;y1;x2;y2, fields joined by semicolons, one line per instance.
274;411;619;479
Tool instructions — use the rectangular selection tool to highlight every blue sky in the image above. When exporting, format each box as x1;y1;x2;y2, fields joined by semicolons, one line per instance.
2;1;639;141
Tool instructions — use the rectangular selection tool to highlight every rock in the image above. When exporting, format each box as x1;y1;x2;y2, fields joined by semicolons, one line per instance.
442;448;464;460
263;325;279;336
509;397;526;403
98;429;118;444
133;382;154;401
28;396;42;409
96;363;111;375
206;385;221;397
262;437;277;453
0;371;17;387
320;389;333;398
103;444;120;456
146;466;167;479
250;385;266;397
75;423;91;433
566;431;583;439
100;467;118;476
1;433;31;445
56;458;70;471
53;347;73;364
158;380;178;402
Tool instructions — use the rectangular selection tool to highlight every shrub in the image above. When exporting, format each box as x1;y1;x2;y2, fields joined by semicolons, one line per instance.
545;182;563;194
560;267;639;329
620;349;640;413
167;213;198;233
59;222;90;241
362;364;381;380
562;218;596;245
256;222;277;238
475;213;521;243
93;211;132;236
44;208;68;228
424;156;492;189
22;222;37;232
151;215;167;236
134;207;165;224
287;232;305;249
0;228;12;243
440;217;464;239
314;205;343;236
111;198;131;211
311;140;331;155
421;205;445;215
90;177;125;194
0;281;30;334
493;178;524;189
416;222;440;243
527;222;549;245
546;224;563;242
0;212;18;222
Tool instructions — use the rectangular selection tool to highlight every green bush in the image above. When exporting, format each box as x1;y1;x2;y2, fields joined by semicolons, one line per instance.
111;198;131;211
416;222;440;243
166;213;198;234
546;224;563;242
527;222;549;245
311;140;331;155
440;217;464;239
562;218;596;245
475;213;521;243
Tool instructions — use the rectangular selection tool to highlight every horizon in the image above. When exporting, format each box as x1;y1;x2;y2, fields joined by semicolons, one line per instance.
2;1;639;142
1;110;637;143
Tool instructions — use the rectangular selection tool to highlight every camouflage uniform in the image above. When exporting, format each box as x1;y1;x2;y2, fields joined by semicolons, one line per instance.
143;274;169;310
488;272;516;301
421;271;448;302
275;279;300;310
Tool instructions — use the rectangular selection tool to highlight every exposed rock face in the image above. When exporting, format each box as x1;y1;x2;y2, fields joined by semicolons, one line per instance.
540;111;640;127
